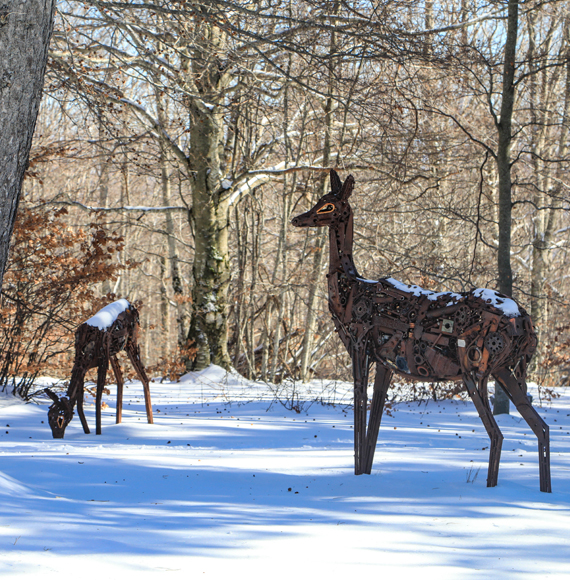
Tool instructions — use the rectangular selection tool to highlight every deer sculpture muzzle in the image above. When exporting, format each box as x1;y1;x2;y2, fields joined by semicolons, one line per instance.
291;189;351;229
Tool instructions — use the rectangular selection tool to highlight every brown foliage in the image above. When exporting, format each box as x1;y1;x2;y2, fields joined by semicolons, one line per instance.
146;342;197;383
0;204;127;397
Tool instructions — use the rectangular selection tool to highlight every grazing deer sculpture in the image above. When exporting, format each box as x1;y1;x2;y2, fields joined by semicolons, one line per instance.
292;170;550;492
45;299;154;438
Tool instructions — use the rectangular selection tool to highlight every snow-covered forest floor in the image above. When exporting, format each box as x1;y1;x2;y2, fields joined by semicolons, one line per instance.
1;366;569;579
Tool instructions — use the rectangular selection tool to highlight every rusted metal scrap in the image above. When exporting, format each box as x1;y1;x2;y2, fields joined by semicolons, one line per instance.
292;170;550;493
45;299;153;438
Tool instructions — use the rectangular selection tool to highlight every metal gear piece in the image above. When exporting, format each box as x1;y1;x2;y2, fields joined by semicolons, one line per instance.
353;297;372;320
454;305;470;329
484;331;506;357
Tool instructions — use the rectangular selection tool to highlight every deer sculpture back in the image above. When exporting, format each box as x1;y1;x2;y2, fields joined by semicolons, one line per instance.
292;170;550;492
45;299;153;438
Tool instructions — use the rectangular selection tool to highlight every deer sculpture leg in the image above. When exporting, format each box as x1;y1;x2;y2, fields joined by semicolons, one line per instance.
352;349;370;475
363;364;393;474
110;355;124;424
76;385;89;434
126;342;154;424
463;372;504;487
69;364;90;434
95;359;109;435
494;367;551;493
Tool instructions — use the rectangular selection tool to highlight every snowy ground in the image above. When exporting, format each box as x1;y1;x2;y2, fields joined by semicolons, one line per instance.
1;366;569;579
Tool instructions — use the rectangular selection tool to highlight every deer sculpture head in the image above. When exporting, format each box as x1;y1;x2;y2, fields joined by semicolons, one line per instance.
45;390;74;438
291;170;354;229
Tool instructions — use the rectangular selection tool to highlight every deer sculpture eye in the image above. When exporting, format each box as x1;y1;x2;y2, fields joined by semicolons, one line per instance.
317;203;335;214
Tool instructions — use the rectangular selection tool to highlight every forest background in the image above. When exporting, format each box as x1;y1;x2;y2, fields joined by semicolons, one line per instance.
1;0;569;399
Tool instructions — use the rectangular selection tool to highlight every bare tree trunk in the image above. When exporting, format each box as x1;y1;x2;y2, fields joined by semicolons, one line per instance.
299;227;327;381
299;4;338;382
496;0;518;299
159;253;170;359
232;203;246;372
531;18;570;381
424;0;433;56
269;173;294;383
268;59;304;382
460;0;469;47
161;161;187;348
0;0;55;289
528;11;560;373
119;163;131;297
97;118;113;296
155;90;188;348
494;0;519;415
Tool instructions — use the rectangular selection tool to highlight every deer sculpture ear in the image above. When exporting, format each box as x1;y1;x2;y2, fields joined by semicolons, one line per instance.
330;169;343;195
338;174;355;201
44;388;59;403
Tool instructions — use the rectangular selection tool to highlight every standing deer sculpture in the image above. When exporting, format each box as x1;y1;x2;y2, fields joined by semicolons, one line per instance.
45;299;154;438
292;170;550;492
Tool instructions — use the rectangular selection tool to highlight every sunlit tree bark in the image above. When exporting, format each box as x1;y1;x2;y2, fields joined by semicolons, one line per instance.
0;0;55;289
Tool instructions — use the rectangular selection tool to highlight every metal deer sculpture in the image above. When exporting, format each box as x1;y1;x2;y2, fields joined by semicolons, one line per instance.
292;170;550;492
45;300;154;438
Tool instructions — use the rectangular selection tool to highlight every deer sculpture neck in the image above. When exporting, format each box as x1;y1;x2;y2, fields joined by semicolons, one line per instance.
328;210;358;279
291;168;550;493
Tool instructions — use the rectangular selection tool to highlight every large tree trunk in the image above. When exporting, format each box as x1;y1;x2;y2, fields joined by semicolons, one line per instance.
0;0;55;289
493;0;519;415
186;22;231;370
